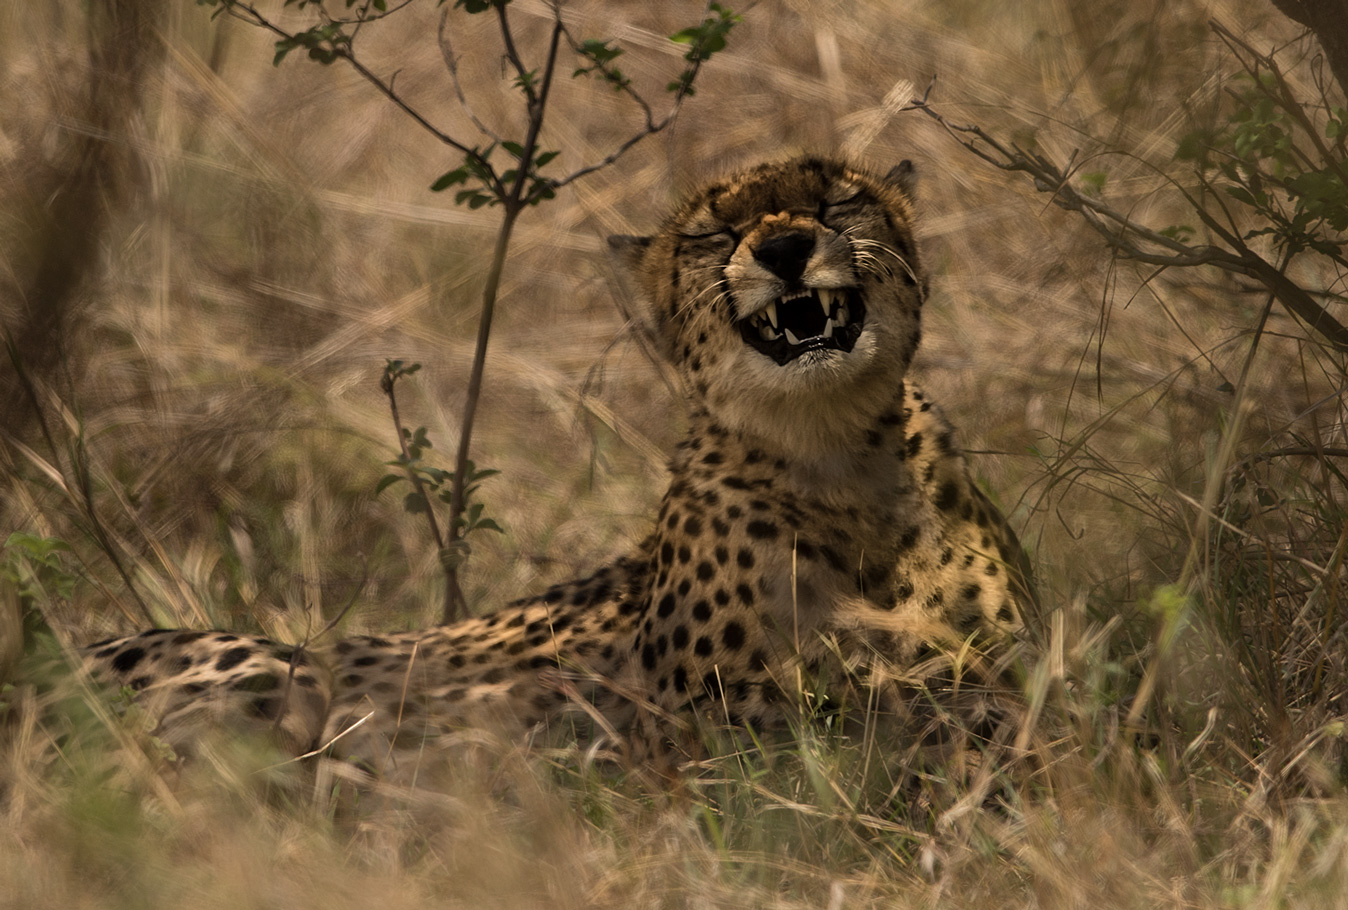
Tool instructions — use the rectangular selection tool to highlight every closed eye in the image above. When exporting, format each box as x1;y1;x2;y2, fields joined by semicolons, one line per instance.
677;228;739;244
819;192;877;225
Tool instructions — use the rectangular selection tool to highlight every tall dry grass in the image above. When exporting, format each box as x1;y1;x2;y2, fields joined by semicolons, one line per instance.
2;0;1346;906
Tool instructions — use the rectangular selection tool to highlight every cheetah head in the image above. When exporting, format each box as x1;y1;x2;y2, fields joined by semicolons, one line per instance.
611;157;926;452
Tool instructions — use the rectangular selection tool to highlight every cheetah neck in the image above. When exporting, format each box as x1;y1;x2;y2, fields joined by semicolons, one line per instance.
680;384;913;503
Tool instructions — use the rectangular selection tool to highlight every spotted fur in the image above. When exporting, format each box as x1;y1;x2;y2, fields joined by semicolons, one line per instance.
80;157;1033;772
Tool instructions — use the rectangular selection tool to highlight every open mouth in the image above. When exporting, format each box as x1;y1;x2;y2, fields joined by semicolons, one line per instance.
737;288;865;366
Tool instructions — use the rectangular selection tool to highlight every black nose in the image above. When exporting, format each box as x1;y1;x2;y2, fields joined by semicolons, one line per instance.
752;231;815;282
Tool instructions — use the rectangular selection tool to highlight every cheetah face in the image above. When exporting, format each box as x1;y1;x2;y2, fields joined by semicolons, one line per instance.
612;157;926;446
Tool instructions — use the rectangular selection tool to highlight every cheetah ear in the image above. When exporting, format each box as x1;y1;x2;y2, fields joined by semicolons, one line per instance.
884;160;917;196
607;234;652;274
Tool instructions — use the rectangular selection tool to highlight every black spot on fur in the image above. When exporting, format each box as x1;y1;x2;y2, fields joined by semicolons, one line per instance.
232;673;280;693
897;527;919;551
215;647;252;673
722;621;746;651
695;637;714;657
673;625;689;649
657;593;676;618
696;561;715;581
353;655;379;667
747;520;778;540
692;601;713;622
819;545;847;573
935;481;960;512
111;647;146;674
248;697;280;719
736;584;755;607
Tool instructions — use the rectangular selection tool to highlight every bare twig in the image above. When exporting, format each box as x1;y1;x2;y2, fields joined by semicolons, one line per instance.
438;12;501;144
911;100;1348;351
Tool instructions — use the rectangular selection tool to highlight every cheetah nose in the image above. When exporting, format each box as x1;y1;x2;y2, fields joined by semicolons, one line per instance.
752;231;815;282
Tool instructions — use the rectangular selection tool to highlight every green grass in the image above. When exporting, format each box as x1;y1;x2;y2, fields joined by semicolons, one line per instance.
3;0;1347;906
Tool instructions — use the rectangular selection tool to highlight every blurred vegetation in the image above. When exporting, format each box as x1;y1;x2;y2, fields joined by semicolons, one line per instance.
2;0;1347;907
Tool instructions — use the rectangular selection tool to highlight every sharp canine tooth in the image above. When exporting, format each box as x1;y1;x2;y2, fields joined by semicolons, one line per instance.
820;291;832;318
765;301;779;329
823;320;834;339
760;324;778;341
784;328;800;345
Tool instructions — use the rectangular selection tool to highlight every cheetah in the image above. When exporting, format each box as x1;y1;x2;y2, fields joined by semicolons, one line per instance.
78;156;1033;774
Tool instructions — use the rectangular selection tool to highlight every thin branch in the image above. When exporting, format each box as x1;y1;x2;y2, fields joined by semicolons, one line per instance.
438;11;502;144
441;21;566;624
556;17;656;126
509;18;564;204
225;2;503;195
381;369;457;619
911;100;1348;352
495;0;538;109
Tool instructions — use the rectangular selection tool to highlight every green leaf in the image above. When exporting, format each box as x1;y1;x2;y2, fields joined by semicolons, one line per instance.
403;491;429;515
273;37;300;66
376;474;405;494
474;518;503;534
431;167;469;192
502;141;524;158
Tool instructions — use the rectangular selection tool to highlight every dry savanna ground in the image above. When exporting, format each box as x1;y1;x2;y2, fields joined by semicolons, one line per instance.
2;0;1347;907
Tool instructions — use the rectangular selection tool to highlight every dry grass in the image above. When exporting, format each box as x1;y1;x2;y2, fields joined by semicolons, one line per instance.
3;0;1347;906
